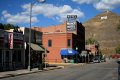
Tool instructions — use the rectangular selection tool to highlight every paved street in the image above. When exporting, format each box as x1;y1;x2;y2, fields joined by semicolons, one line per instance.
0;60;118;80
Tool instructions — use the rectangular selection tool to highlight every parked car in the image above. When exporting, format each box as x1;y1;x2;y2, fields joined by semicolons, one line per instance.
100;57;106;62
93;57;101;63
112;54;120;59
117;60;120;75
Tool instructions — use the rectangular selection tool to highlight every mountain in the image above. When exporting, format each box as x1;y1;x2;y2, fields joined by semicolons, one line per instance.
83;11;120;56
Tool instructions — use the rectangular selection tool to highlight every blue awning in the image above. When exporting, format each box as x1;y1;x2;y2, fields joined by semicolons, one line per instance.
60;48;79;56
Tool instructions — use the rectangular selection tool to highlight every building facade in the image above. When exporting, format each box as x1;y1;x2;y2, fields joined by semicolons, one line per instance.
19;27;45;69
0;27;45;71
0;29;25;71
33;21;85;63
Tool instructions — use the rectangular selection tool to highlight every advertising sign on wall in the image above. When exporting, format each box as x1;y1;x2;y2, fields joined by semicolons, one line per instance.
67;15;77;31
13;32;24;48
9;33;13;49
13;32;23;40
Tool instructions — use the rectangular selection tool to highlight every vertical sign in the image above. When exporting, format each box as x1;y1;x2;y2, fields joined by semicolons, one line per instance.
9;33;13;49
67;15;77;31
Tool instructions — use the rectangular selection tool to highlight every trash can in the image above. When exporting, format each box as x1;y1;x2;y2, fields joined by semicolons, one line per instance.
38;64;43;70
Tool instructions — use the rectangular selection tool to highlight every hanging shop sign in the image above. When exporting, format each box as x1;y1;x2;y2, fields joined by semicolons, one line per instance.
9;33;13;49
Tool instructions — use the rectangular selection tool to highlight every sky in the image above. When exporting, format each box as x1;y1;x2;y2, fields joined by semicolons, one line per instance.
0;0;120;27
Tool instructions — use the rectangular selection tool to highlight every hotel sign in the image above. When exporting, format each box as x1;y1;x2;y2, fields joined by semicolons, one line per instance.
9;33;13;49
67;15;77;31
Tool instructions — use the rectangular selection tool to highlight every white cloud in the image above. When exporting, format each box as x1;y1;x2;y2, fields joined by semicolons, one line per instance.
2;3;84;24
2;10;38;24
29;4;84;22
94;0;120;10
72;0;120;11
2;10;11;18
72;0;98;4
59;9;84;22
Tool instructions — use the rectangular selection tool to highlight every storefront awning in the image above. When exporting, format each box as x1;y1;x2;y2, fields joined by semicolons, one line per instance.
60;48;79;56
28;43;45;52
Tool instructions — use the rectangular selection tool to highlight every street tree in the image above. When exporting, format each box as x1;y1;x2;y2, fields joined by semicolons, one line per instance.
85;38;99;45
115;45;120;54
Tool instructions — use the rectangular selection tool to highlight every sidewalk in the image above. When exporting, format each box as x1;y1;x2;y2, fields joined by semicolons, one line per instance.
0;66;64;79
48;63;85;66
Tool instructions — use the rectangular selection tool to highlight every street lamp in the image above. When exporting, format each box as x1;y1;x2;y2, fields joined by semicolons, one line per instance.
28;0;45;71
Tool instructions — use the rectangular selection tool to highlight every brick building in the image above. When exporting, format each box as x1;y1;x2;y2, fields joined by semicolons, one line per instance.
33;21;85;63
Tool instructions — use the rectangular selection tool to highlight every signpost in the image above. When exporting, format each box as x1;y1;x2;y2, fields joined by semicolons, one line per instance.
44;48;47;69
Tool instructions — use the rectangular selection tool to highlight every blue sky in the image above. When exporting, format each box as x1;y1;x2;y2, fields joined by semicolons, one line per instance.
0;0;120;27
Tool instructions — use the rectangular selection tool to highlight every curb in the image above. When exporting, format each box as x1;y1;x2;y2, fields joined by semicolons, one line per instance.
0;66;64;79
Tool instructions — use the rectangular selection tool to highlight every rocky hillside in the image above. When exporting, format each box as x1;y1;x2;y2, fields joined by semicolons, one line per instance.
83;11;120;56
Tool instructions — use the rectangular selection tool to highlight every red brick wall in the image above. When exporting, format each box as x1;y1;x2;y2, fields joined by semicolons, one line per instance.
43;33;73;63
33;22;67;33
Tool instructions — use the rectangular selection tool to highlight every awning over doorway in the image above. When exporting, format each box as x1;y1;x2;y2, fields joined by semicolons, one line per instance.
60;48;79;56
28;43;45;52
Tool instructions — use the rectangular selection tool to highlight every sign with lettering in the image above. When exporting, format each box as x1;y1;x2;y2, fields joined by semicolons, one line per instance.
9;33;13;49
13;32;23;40
67;15;77;31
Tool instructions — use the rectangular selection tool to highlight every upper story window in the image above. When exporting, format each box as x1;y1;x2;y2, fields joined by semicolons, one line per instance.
67;39;71;47
48;40;52;47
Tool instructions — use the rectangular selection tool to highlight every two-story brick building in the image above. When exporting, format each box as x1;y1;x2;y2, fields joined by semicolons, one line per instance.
33;20;85;63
